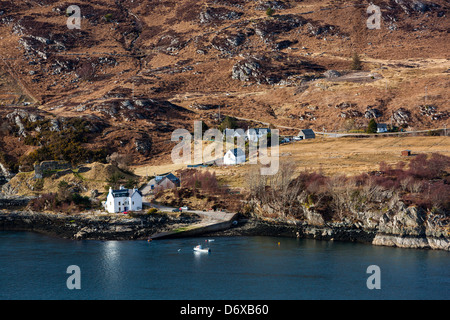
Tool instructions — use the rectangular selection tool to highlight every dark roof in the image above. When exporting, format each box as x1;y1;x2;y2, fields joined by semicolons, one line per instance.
111;188;142;198
247;128;271;137
229;148;245;157
156;173;180;186
298;129;315;138
377;123;387;128
111;189;130;198
156;173;179;183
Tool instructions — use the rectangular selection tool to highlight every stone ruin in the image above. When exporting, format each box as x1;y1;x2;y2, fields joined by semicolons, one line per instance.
34;160;71;179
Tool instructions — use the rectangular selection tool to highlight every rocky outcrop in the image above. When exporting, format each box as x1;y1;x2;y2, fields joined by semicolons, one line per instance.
392;108;411;125
0;211;200;240
254;1;289;11
211;31;246;55
135;135;152;156
199;7;243;24
372;206;450;250
419;105;449;121
214;202;450;251
323;70;341;79
365;107;382;119
254;14;307;43
232;57;263;82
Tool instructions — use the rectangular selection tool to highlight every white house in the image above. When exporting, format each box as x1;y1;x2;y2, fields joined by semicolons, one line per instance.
246;128;271;143
104;186;143;213
223;148;246;165
377;123;388;133
223;128;244;139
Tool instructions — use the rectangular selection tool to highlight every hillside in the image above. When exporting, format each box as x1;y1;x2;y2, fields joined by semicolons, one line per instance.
0;0;449;170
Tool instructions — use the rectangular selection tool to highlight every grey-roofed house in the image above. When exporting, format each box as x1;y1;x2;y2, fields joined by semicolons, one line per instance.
148;172;180;192
297;129;316;140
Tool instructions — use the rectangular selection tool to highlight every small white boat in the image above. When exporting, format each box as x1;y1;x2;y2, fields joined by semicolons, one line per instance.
193;245;211;253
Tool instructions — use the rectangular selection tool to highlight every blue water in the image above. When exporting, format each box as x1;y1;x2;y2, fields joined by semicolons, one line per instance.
0;231;448;300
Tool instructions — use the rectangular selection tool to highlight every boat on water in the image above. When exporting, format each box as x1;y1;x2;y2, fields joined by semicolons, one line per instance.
193;245;211;253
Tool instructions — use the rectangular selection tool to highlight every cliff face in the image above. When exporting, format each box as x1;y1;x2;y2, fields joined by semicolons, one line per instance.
373;206;450;250
237;203;450;251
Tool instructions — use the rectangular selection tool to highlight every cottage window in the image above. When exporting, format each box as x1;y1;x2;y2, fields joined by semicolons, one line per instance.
119;201;121;205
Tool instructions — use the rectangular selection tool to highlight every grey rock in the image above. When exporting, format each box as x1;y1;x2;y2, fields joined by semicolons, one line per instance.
323;70;341;79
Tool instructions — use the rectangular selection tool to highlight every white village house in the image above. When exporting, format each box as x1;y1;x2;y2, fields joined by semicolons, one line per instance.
377;123;388;133
104;186;143;213
246;128;271;142
223;148;246;165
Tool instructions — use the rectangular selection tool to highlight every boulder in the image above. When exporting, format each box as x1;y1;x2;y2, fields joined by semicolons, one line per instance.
391;108;411;125
323;70;341;79
231;58;262;82
364;108;382;119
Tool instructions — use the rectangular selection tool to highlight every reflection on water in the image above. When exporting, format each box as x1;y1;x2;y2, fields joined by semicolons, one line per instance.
100;241;122;289
0;232;449;300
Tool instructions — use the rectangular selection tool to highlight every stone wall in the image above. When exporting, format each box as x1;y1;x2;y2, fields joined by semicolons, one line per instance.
34;161;71;179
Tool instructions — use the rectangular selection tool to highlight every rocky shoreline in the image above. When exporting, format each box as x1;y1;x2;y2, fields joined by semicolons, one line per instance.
0;210;449;251
0;211;201;240
209;218;450;251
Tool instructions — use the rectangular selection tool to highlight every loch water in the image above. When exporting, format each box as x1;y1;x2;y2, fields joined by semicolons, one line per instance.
0;231;448;300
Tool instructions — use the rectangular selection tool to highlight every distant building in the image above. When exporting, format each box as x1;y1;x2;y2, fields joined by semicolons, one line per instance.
246;128;271;142
105;186;142;213
223;148;246;165
401;150;411;157
224;128;244;139
377;123;388;133
148;173;180;192
297;129;315;140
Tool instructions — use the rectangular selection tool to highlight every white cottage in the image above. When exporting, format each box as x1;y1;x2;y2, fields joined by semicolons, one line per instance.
377;123;388;133
223;148;246;165
246;128;271;143
104;186;143;213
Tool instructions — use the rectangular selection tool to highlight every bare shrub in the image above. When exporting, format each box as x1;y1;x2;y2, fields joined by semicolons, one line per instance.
181;169;222;195
424;181;450;212
408;153;450;179
247;161;302;217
